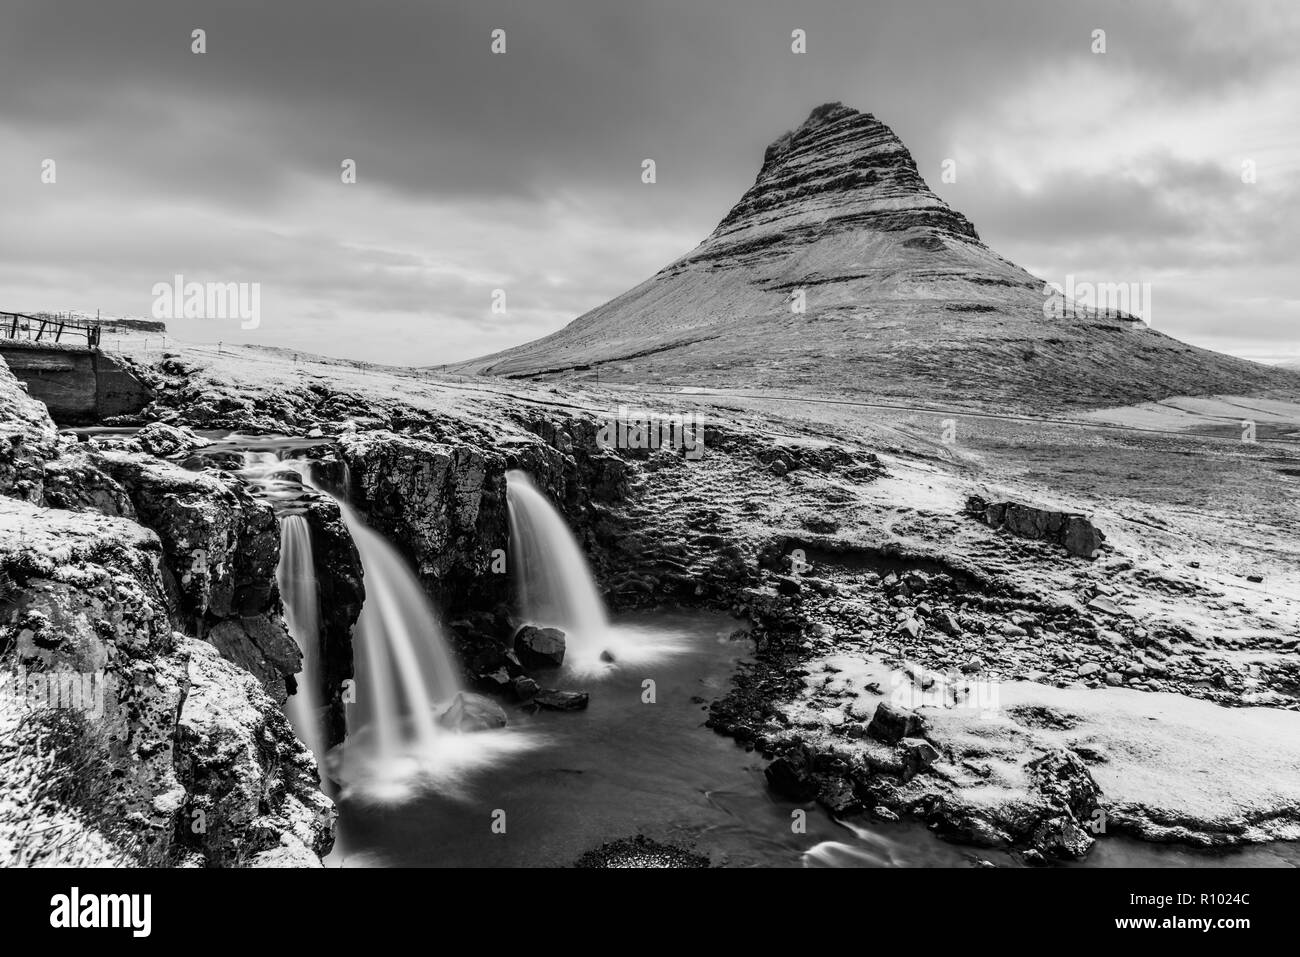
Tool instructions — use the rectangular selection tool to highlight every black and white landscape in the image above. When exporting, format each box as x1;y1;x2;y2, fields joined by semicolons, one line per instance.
2;1;1300;878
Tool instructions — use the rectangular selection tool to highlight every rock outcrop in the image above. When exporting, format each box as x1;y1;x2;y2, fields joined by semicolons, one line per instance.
0;495;328;866
299;497;363;748
87;451;303;701
336;431;509;614
0;353;335;867
964;495;1105;558
173;641;332;867
0;356;58;503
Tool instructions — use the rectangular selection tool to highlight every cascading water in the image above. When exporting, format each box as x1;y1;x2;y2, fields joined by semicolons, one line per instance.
506;469;685;675
240;452;331;769
331;496;459;753
243;451;539;803
506;470;610;667
325;491;540;802
278;514;327;769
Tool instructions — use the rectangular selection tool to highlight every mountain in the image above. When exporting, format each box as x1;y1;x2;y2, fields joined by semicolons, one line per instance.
454;102;1300;410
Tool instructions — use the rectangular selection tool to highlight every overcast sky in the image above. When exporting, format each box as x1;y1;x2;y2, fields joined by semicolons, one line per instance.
1;0;1297;365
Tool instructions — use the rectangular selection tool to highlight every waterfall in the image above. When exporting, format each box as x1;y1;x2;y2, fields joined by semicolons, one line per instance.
279;514;327;768
244;451;331;770
332;496;461;750
505;470;615;673
245;451;538;802
327;492;540;802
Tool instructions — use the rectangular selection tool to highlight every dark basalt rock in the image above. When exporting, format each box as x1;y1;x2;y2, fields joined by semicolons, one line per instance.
300;497;363;748
965;495;1105;559
335;430;511;615
41;454;136;518
866;701;925;744
437;691;508;732
900;737;942;781
817;776;864;817
92;450;282;625
764;746;818;800
531;690;589;711
511;675;540;701
475;667;513;694
513;625;567;669
134;422;206;457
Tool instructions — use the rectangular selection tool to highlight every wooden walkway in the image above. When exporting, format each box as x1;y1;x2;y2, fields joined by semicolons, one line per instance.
0;311;101;348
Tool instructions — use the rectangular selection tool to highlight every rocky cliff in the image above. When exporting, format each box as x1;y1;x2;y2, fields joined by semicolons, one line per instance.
7;336;1298;864
0;358;337;866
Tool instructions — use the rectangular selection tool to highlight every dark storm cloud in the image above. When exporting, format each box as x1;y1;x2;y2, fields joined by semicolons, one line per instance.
6;0;1292;203
1;0;1296;362
963;155;1298;263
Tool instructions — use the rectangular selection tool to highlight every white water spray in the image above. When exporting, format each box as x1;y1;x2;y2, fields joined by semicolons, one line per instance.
505;470;610;668
245;452;540;803
505;470;685;676
278;514;327;767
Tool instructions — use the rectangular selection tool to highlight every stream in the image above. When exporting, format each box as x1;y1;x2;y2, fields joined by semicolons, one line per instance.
330;610;1300;868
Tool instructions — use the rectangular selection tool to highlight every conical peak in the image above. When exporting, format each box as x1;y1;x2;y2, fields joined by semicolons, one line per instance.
707;101;978;250
761;102;907;176
797;100;860;133
764;102;858;167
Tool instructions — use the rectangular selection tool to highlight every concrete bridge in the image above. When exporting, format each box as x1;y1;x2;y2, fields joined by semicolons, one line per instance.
0;312;153;423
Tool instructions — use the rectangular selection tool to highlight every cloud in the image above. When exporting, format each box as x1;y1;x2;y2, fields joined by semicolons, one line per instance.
0;0;1296;362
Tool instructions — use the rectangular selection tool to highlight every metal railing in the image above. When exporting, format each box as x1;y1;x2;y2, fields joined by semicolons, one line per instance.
0;311;101;348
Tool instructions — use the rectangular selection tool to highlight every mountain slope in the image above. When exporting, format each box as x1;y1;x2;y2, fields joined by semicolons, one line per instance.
454;102;1299;411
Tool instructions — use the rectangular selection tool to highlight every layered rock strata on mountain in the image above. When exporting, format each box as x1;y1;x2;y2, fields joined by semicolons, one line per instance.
455;102;1300;410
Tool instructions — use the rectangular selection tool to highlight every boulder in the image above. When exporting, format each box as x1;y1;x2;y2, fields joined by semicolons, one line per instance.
764;748;817;800
1087;595;1124;616
513;625;566;669
40;453;136;518
511;676;540;701
1062;516;1105;559
532;689;589;711
934;610;961;637
901;738;942;780
475;667;513;693
93;451;281;625
816;777;863;816
206;616;303;702
437;692;508;732
774;575;802;596
866;701;925;743
965;495;1105;559
134;422;207;457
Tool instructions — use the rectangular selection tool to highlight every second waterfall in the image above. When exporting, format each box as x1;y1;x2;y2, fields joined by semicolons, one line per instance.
505;470;610;672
